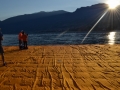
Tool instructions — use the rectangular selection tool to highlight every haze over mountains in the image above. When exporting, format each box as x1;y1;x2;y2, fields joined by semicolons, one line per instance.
0;3;120;34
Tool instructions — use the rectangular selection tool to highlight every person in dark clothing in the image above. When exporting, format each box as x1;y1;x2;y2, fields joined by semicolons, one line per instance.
0;28;5;66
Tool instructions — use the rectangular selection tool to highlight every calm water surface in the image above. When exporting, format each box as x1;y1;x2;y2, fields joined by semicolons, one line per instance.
2;32;120;46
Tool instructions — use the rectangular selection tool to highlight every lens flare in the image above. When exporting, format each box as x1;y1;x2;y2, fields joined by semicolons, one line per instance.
81;10;108;44
107;0;120;9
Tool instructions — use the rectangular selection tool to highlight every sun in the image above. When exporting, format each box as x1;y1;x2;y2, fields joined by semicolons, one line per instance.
106;0;120;9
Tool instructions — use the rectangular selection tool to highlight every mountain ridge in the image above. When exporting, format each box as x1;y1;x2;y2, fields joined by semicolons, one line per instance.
1;3;120;34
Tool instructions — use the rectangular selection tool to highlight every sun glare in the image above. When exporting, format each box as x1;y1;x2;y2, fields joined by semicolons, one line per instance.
107;0;120;9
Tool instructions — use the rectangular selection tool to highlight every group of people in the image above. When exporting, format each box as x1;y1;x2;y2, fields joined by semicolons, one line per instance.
0;29;28;66
18;30;28;50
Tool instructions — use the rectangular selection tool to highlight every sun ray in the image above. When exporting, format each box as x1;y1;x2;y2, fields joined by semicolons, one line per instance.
81;10;108;44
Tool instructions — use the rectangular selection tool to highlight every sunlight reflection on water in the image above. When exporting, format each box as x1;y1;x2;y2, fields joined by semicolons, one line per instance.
108;32;116;45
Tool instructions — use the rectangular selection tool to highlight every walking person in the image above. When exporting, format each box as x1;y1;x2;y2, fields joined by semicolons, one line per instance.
18;30;24;49
23;32;28;49
0;28;5;66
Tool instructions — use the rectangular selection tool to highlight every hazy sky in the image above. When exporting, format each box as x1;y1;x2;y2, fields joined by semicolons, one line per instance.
0;0;106;21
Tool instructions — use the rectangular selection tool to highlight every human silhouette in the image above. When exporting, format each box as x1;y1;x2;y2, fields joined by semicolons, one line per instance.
23;32;28;49
18;30;24;49
0;28;5;66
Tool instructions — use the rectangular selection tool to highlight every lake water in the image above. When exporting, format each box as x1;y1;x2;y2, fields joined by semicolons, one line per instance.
2;32;120;46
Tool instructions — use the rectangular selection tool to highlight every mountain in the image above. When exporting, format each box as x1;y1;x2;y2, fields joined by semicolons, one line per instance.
3;10;68;23
0;3;119;34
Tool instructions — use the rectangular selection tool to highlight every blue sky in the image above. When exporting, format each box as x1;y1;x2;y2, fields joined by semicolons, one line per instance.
0;0;105;21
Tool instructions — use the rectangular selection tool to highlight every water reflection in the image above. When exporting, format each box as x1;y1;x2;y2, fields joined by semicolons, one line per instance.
108;32;116;45
3;32;120;46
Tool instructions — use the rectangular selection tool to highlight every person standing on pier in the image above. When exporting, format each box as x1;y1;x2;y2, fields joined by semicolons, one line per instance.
0;28;5;66
23;32;28;49
18;30;24;49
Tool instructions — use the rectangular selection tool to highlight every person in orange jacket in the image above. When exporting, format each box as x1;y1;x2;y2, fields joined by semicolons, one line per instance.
18;30;24;49
22;32;28;49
